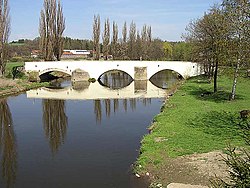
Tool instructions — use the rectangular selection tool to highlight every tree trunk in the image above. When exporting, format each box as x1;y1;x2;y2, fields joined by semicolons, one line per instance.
213;60;218;93
230;59;240;100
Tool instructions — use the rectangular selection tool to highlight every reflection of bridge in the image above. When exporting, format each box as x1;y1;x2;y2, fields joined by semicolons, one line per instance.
25;61;202;82
26;81;166;100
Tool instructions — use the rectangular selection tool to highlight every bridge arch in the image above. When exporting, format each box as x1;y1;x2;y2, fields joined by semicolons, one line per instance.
97;69;133;81
98;69;133;89
39;68;72;77
148;68;183;80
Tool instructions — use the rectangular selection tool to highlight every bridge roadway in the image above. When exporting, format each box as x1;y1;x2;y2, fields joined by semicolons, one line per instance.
25;60;202;82
26;81;167;100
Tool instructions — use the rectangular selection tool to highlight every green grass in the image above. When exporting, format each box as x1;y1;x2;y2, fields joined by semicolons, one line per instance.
0;61;49;97
9;42;25;46
5;61;25;78
136;74;250;172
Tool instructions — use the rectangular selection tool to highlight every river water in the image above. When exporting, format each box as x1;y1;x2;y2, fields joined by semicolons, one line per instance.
0;70;179;188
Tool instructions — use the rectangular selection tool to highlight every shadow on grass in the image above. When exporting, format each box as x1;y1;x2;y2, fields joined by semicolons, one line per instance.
187;75;211;84
188;111;248;140
188;86;244;103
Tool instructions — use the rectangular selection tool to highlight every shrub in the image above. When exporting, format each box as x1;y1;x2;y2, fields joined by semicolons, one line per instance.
212;119;250;188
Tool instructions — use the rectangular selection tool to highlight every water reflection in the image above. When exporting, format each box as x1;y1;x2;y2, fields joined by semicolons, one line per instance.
0;99;17;188
150;70;180;89
93;98;153;123
94;100;102;123
27;80;166;100
42;99;68;153
99;71;133;89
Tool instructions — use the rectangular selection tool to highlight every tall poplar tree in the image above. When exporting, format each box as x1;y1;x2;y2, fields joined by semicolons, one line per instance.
111;21;118;60
53;0;65;61
102;18;110;60
141;25;148;60
120;21;128;60
93;15;101;60
0;0;10;76
39;0;65;61
128;21;136;60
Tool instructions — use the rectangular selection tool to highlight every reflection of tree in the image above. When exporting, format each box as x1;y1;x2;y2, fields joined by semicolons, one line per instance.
94;100;102;123
123;99;128;112
104;99;111;118
42;99;68;153
143;98;151;106
0;99;17;188
113;99;119;113
129;99;137;111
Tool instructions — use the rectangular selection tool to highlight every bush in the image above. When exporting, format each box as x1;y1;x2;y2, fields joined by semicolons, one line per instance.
212;119;250;188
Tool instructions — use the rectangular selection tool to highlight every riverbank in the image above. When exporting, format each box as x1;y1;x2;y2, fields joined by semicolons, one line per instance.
0;61;49;98
136;74;250;187
0;78;49;98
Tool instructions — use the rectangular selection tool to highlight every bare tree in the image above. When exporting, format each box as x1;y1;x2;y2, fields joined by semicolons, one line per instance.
121;21;128;60
39;0;65;61
135;31;142;60
0;0;10;76
93;14;101;60
128;21;137;60
111;21;118;60
141;25;147;60
102;18;110;60
146;25;153;60
53;0;65;61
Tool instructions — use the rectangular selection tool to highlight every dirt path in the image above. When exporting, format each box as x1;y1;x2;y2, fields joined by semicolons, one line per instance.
147;151;229;187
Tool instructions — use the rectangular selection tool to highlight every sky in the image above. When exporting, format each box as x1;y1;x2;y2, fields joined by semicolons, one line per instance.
9;0;221;42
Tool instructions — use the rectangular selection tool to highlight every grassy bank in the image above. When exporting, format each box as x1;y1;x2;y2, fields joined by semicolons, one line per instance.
136;74;250;185
0;62;49;98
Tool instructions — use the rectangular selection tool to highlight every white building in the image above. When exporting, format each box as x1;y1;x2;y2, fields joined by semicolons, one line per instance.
63;50;91;55
62;50;91;59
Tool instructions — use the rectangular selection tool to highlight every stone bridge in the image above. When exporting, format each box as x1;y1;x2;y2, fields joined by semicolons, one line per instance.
25;61;202;82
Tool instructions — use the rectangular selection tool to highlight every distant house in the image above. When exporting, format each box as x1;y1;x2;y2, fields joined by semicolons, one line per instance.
62;50;91;59
31;50;41;58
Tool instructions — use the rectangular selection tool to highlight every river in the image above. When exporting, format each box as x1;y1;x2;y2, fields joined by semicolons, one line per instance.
0;70;179;188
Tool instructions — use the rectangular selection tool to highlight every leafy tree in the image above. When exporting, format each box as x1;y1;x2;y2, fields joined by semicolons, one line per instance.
0;0;10;76
63;37;93;50
171;42;192;61
185;6;229;92
222;0;250;100
148;39;165;61
163;42;173;60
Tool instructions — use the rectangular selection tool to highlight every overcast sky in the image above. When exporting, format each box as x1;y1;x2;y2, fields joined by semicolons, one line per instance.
10;0;221;42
